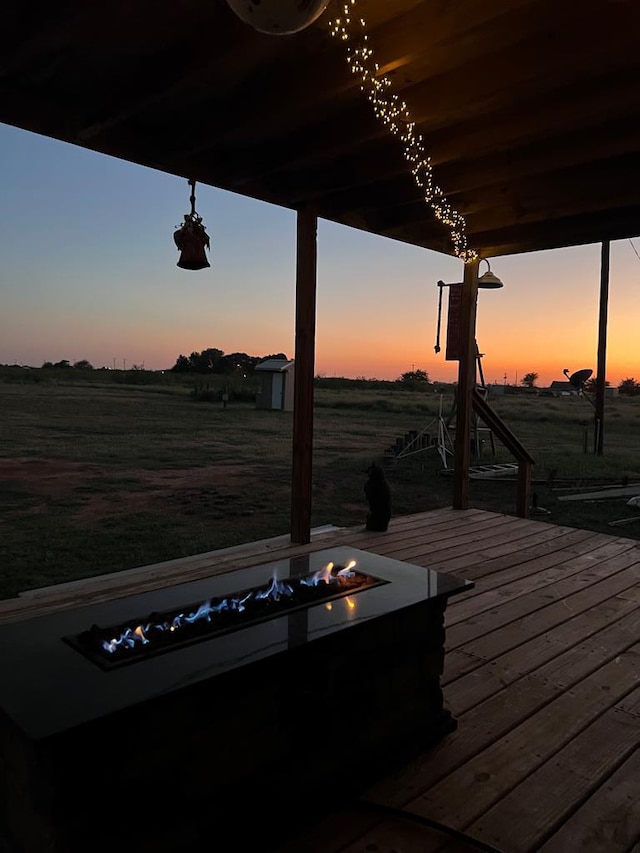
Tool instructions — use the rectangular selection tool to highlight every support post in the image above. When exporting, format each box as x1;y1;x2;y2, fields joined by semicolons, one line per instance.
516;460;532;518
453;258;479;509
594;240;610;456
290;207;318;543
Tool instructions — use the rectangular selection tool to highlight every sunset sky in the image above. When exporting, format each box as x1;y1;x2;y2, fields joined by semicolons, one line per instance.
1;121;639;388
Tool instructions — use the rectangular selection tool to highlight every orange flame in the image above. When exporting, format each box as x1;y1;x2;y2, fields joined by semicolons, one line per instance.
134;625;147;643
336;559;357;580
319;561;334;584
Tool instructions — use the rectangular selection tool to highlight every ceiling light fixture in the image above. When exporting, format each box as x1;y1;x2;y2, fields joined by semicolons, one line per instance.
225;0;331;35
477;259;504;289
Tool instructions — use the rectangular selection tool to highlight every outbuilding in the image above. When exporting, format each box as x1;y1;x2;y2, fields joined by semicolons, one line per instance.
255;359;295;411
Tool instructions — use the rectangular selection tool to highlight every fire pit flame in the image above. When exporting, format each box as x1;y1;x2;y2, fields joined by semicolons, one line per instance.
134;625;149;644
91;559;371;665
336;559;357;578
255;574;294;601
102;623;153;654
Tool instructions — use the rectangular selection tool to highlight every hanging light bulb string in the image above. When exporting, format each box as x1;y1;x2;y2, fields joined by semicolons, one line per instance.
328;1;478;263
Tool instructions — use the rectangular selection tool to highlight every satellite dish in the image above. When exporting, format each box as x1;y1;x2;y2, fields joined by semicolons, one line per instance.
563;368;593;389
225;0;330;34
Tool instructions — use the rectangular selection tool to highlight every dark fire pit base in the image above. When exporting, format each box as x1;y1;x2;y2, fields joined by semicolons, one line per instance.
0;548;470;852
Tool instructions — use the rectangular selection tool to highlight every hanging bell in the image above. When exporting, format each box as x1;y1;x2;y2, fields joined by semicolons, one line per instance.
174;213;211;270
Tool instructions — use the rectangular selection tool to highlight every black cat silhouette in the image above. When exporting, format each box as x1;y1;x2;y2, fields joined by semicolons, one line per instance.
364;463;392;531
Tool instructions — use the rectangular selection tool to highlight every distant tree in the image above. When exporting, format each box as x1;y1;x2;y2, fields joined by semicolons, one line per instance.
73;359;94;370
221;352;260;375
171;354;191;372
41;361;54;369
199;347;225;373
398;369;430;384
618;377;640;396
584;377;609;393
53;359;71;369
521;372;539;388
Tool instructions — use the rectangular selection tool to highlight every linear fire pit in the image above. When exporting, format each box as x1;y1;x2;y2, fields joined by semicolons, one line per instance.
0;547;471;853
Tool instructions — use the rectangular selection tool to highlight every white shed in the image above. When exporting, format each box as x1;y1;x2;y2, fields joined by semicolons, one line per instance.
255;359;295;411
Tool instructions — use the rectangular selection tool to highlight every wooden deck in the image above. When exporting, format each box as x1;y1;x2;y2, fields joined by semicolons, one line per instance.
2;508;640;852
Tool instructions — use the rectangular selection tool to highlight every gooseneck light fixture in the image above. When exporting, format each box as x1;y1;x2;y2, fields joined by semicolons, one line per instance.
477;258;504;289
433;259;503;354
225;0;331;35
173;179;210;271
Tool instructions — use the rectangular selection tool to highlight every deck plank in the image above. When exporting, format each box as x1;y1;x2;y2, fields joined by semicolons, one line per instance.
423;525;601;577
467;694;640;852
445;598;640;713
346;651;640;853
447;548;640;651
537;747;640;853
368;609;640;810
445;541;640;624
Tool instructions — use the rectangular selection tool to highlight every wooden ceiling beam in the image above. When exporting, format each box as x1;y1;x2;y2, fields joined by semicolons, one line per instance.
247;114;640;215
177;58;638;203
359;153;640;255
463;205;640;257
460;155;640;226
153;1;600;161
74;30;284;143
424;69;640;165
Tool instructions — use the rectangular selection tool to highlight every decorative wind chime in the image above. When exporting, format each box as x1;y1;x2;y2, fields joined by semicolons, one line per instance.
173;179;210;270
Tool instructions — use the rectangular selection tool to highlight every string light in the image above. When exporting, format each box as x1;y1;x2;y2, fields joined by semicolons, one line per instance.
328;1;478;262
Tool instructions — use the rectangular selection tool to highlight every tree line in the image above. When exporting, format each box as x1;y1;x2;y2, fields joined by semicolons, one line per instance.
170;348;288;375
37;350;291;375
521;371;640;395
42;359;96;370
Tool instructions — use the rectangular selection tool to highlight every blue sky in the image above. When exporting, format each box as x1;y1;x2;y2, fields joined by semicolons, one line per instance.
1;121;639;385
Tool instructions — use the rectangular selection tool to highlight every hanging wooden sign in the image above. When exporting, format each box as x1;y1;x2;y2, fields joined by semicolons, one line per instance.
445;284;462;361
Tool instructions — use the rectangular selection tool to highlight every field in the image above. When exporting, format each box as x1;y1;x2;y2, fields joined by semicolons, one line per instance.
2;375;640;600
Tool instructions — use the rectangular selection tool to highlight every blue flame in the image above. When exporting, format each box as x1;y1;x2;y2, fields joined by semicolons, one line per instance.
100;559;357;655
255;574;294;601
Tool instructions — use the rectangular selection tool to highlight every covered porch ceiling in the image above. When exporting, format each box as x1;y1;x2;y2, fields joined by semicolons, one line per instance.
2;0;640;259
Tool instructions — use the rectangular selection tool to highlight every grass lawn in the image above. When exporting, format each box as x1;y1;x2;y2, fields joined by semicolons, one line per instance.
2;379;640;599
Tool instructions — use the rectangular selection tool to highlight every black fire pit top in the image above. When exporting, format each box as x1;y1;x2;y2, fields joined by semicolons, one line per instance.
0;547;471;741
66;562;387;670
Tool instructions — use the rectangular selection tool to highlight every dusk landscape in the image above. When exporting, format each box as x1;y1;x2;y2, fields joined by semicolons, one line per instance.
2;121;640;389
